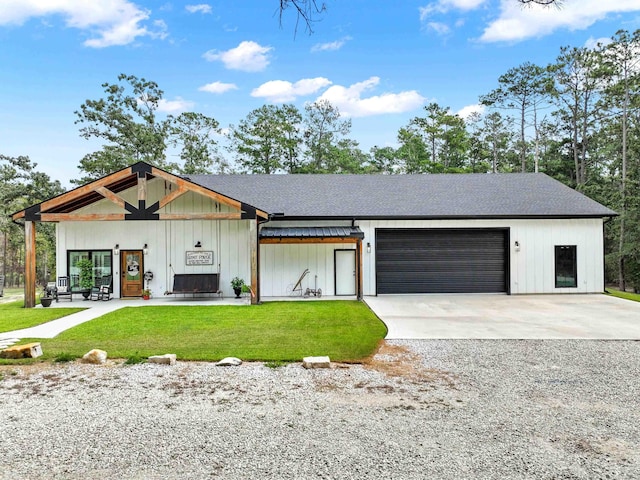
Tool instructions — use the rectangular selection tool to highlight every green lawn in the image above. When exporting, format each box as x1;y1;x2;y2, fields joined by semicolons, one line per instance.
26;301;387;363
607;288;640;303
0;301;84;333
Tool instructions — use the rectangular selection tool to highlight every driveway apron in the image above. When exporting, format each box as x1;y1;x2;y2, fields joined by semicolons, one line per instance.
365;294;640;340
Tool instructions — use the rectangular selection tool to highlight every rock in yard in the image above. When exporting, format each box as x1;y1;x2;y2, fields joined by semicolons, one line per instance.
215;357;242;367
81;349;107;365
0;342;43;359
148;354;177;365
303;356;331;369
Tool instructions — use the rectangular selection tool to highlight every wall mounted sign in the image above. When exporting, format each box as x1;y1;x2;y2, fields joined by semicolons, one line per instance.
185;251;214;265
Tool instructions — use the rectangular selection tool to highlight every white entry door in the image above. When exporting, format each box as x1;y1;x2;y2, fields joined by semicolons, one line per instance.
335;249;356;296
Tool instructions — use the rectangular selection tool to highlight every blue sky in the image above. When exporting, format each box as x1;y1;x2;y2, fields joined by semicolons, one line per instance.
1;0;639;186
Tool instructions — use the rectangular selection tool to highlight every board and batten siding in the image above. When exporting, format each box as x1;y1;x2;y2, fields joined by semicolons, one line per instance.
357;218;605;295
259;243;355;297
55;178;252;297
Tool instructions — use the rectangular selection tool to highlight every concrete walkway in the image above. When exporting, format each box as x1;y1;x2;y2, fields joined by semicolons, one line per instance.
0;296;250;346
365;294;640;340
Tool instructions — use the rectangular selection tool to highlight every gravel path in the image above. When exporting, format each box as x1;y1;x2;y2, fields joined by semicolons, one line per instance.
1;340;639;479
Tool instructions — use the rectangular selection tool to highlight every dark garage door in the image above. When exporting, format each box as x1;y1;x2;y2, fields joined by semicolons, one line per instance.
375;229;508;294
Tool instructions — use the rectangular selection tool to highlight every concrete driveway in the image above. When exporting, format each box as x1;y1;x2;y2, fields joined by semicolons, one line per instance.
365;294;640;339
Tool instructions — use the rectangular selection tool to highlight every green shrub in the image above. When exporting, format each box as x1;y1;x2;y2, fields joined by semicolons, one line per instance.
54;353;76;363
124;355;146;365
264;360;289;369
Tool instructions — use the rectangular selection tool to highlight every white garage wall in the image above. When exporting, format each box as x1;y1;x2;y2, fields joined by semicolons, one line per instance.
357;218;605;295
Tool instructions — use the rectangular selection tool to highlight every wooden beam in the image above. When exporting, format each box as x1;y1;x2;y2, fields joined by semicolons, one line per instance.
94;186;126;209
151;168;240;209
24;221;36;308
138;175;147;202
158;186;188;209
40;213;126;222
37;168;135;214
260;237;359;244
150;167;268;218
39;212;244;222
12;210;25;221
356;239;363;300
250;218;258;305
159;213;242;220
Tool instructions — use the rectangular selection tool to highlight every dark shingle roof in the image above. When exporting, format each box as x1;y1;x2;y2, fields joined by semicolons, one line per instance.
186;173;616;219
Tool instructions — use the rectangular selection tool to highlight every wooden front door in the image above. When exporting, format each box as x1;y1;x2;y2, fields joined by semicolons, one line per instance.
121;250;143;297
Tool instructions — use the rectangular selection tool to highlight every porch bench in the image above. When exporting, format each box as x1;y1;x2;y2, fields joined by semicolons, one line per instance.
168;273;222;298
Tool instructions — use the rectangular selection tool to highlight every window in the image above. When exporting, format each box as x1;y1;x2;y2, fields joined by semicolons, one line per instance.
555;245;577;288
67;250;112;290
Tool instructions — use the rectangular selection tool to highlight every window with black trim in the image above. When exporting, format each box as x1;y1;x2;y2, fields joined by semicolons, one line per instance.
67;250;112;290
555;245;577;288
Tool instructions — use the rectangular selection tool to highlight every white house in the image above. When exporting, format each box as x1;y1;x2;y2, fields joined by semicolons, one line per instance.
13;162;616;306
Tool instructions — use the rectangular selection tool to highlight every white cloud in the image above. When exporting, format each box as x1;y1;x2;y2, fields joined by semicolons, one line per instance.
0;0;163;48
157;97;195;113
203;41;272;72
198;81;238;94
311;36;352;52
457;103;485;119
419;0;487;20
427;22;451;35
316;77;425;118
186;4;212;14
480;0;640;43
585;36;612;50
251;77;332;102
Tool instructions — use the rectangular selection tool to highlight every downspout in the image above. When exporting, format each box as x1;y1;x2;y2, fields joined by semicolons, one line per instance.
603;216;613;294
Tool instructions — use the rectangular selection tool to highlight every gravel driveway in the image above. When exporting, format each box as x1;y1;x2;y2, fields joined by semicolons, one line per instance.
1;340;639;479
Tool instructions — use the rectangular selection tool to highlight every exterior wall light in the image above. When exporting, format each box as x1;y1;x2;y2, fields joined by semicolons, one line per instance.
114;244;119;255
514;241;520;252
367;242;371;254
143;243;149;255
195;241;202;248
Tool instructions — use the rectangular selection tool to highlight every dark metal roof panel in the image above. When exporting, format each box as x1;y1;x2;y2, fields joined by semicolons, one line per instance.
188;173;617;219
260;226;364;239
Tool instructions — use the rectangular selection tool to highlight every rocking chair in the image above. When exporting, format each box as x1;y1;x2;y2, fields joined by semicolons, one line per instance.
90;275;112;301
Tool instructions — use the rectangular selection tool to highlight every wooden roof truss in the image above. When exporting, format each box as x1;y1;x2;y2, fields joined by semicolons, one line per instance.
13;162;267;223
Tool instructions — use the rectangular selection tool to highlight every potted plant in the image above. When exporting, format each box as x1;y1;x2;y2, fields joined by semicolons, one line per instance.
76;258;94;299
142;288;151;300
231;277;244;298
40;285;53;307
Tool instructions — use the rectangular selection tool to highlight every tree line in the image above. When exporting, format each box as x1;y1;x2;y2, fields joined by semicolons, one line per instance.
2;29;639;291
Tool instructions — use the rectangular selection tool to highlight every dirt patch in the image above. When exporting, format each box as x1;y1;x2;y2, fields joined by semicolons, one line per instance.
364;341;458;388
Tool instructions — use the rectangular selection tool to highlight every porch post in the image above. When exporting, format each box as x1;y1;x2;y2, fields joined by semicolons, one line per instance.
250;218;258;305
24;220;37;308
356;238;363;300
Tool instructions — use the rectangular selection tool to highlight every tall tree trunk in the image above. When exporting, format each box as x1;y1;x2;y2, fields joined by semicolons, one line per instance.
572;102;580;187
618;77;629;291
492;138;498;174
520;104;526;172
533;106;539;173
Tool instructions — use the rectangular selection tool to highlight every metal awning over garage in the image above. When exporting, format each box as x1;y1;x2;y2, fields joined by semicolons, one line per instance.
259;226;364;243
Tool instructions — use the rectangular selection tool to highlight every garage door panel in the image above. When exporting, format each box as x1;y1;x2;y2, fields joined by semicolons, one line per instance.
376;229;508;294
